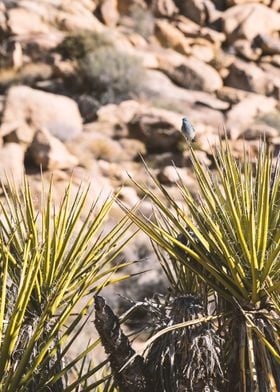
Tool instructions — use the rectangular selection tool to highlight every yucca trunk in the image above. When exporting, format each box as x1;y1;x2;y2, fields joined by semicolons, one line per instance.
225;310;280;391
144;295;222;392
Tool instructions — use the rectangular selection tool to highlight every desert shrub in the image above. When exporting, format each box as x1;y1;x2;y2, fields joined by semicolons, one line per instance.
56;31;113;60
129;4;155;39
79;46;146;104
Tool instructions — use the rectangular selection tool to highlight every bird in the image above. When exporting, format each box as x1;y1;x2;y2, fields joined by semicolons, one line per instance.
181;117;196;143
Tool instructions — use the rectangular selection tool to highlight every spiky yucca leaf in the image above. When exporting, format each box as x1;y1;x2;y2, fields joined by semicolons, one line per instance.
123;141;280;390
0;178;132;391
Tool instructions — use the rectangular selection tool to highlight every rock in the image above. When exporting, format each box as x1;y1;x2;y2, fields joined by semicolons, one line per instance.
118;0;147;14
143;70;228;110
225;59;272;95
99;0;119;27
174;15;226;47
70;132;124;164
183;149;212;167
132;48;159;69
1;86;83;142
259;63;280;99
68;130;145;165
20;63;54;84
7;8;50;35
222;4;280;42
77;95;100;123
155;20;190;55
226;95;277;139
157;50;223;92
217;86;250;104
28;128;78;171
128;107;182;153
194;131;221;151
243;123;279;140
119;139;147;160
96;100;142;138
157;165;193;186
271;0;280;11
118;186;140;207
190;42;215;63
233;39;262;61
227;0;270;4
254;34;280;55
223;139;259;159
0;3;7;33
269;55;280;67
175;0;221;25
56;9;104;33
0;143;24;186
4;124;35;148
152;0;178;17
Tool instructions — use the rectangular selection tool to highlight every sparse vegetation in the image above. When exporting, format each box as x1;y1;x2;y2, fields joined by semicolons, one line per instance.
56;31;113;60
79;46;146;104
56;31;146;105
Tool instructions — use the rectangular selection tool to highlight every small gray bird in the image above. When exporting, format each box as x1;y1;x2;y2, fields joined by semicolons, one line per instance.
181;117;196;142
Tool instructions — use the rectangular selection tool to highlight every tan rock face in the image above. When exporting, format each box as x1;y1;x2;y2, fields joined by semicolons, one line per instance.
0;143;25;186
226;94;277;139
225;59;272;95
128;107;183;153
255;34;280;56
175;0;221;25
7;8;50;35
157;51;223;92
155;19;190;55
99;0;119;27
1;86;83;142
28;128;78;170
233;40;262;61
152;0;178;17
222;4;280;42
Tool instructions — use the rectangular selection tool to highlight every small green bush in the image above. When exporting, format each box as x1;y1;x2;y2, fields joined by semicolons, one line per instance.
79;46;146;104
57;31;113;60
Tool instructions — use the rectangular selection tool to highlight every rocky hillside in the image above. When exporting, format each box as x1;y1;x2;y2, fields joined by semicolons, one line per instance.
0;0;280;299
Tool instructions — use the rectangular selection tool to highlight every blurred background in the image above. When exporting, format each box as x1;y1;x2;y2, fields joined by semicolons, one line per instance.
0;0;279;326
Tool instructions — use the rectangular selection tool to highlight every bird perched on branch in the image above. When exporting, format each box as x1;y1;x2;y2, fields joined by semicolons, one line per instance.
181;117;196;143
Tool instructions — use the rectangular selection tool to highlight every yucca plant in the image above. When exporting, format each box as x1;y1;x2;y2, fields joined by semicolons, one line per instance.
123;141;280;391
0;177;133;391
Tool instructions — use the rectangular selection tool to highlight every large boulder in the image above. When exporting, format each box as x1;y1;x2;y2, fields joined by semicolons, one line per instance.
128;107;183;153
152;0;178;17
7;8;50;35
99;0;119;27
143;70;229;110
225;59;272;95
174;15;226;47
0;143;25;186
1;86;83;142
157;50;223;92
226;95;277;139
155;19;190;55
174;0;221;24
222;4;280;42
254;34;280;55
27;128;78;170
